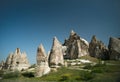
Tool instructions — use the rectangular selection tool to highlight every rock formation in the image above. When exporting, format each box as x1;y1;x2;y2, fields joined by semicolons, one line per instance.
89;35;109;60
35;44;50;77
4;48;30;71
48;37;64;67
63;30;89;59
108;37;120;60
0;60;5;70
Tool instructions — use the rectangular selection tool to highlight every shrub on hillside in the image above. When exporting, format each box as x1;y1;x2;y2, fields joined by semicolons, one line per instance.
92;68;104;73
3;71;21;79
22;72;34;78
0;70;4;77
92;66;110;73
94;63;106;67
59;73;71;81
76;71;94;81
83;63;92;69
91;63;110;73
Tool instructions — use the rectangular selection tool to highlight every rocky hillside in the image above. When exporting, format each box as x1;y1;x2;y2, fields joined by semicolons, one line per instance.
0;30;120;78
0;48;30;71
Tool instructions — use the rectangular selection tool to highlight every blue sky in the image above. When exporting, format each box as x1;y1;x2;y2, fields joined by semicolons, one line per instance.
0;0;120;64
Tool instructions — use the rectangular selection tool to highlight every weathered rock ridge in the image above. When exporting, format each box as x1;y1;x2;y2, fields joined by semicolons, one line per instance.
63;30;89;59
35;44;50;77
89;35;109;60
4;48;30;71
1;30;119;75
108;37;120;60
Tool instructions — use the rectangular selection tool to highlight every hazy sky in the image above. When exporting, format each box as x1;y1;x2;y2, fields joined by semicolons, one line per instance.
0;0;120;64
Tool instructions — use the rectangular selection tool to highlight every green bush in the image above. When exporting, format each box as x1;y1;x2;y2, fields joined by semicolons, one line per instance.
93;67;110;73
91;63;109;73
3;71;21;79
94;63;106;67
22;72;34;78
59;74;71;81
0;70;4;77
92;68;103;73
83;63;92;69
76;71;94;81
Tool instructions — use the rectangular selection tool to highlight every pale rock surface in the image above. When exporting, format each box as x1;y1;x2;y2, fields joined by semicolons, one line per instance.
49;37;64;67
35;44;50;77
4;48;30;71
79;59;91;63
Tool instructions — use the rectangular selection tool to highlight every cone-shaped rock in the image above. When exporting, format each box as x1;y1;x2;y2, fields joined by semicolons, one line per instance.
89;35;109;60
70;30;76;36
63;30;89;59
108;37;120;60
4;48;30;71
49;37;64;67
37;44;47;65
35;44;50;77
89;35;97;57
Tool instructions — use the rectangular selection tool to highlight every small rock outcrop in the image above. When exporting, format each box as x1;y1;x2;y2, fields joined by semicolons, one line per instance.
48;37;64;67
63;30;89;59
0;60;5;70
35;44;50;77
4;48;30;71
89;35;109;60
108;37;120;60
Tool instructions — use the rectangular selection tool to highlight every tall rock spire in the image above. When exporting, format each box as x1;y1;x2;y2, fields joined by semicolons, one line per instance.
49;37;64;67
15;48;21;55
91;35;97;43
37;44;47;65
52;36;62;50
70;30;76;36
35;44;50;77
